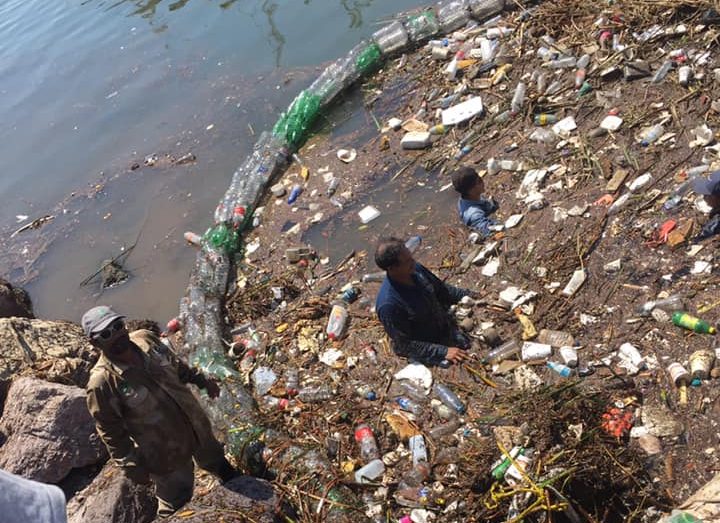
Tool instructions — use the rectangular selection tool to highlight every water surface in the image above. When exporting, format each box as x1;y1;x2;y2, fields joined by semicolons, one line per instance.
0;0;429;322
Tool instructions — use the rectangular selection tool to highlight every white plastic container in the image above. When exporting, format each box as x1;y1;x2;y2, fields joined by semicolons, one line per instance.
521;341;552;361
618;343;645;369
358;205;381;224
401;131;431;150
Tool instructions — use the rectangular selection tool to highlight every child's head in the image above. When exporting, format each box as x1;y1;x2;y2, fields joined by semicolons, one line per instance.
451;166;484;199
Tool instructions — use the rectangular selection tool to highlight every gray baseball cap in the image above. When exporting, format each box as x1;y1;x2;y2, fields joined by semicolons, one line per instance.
81;305;125;337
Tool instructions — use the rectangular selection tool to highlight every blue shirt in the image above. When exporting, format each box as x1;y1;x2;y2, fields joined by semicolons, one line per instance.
457;196;498;237
375;263;470;365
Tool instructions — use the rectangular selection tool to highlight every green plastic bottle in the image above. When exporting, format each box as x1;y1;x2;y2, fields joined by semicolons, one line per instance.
672;312;716;334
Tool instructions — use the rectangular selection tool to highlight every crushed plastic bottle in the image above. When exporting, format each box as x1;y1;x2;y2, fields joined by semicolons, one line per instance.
433;382;466;414
547;361;573;377
639;123;664;146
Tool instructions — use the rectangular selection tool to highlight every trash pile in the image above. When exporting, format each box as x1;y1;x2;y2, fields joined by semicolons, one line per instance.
175;0;720;521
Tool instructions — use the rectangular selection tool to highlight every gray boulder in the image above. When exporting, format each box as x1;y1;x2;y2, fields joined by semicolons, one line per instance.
165;476;288;523
66;462;156;523
0;377;107;483
0;318;98;415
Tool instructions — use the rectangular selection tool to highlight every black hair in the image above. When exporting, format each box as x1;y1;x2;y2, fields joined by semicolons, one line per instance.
451;166;481;198
374;237;406;270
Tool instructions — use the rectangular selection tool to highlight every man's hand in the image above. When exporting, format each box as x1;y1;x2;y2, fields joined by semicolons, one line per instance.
205;378;221;399
124;465;150;485
445;347;469;364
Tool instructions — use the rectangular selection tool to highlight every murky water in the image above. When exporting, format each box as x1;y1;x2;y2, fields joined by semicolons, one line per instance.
0;0;430;323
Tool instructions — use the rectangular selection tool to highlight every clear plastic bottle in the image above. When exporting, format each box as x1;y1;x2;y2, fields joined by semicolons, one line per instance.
483;340;520;364
510;82;526;114
433;383;466;414
285;368;299;397
640;123;664;146
637;294;684;316
428;418;461;440
355;458;385;483
297;385;333;403
354;423;380;462
326;303;348;340
549;56;576;69
394;380;426;402
652;60;673;83
537;329;574;347
362;271;385;283
576;54;590;69
395;397;422;416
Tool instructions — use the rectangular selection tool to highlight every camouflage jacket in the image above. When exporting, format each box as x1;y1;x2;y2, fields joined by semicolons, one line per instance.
86;330;215;475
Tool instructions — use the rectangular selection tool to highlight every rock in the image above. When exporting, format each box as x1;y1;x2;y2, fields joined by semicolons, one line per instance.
66;462;156;523
165;475;290;523
641;404;685;438
0;318;98;391
638;434;662;455
0;278;33;319
0;377;107;483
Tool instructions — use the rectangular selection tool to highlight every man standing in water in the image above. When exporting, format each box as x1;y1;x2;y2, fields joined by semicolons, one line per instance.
374;237;474;366
82;305;237;518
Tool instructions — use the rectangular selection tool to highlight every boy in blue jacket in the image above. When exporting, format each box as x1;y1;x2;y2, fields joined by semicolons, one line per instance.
451;166;499;238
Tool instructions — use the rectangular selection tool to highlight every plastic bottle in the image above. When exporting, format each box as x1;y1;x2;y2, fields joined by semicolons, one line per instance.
428;418;461;440
238;349;256;372
363;345;379;364
576;54;590;69
494;110;512;123
663;180;693;211
356;385;377;401
652;60;673;83
326;177;339;197
559;346;578;368
287;184;303;204
394;380;427;402
640;123;664;147
355;423;380;462
628;173;652;192
362;271;385;283
491;446;523;480
433;383;466;414
689;350;715;380
285;368;299;397
326;303;349;340
405;235;422;253
547;361;573;377
662;511;702;523
297;385;333;403
183;231;203;247
537;329;574;347
341;287;360;304
637;294;684;316
667;362;690;404
262;396;292;410
672;312;716;334
534;113;557;126
548;56;576;69
510;82;526;114
483;339;520;364
395;397;422;416
607;194;630;215
574;68;586;89
678;65;693;86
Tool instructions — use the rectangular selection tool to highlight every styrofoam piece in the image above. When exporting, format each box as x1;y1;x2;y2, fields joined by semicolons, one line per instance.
441;96;484;125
